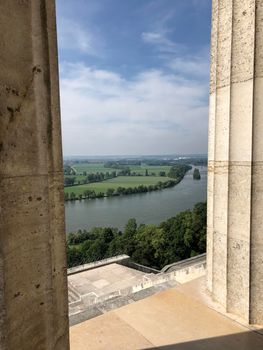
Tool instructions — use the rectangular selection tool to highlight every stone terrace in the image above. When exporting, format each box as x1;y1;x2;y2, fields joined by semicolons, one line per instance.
70;276;263;350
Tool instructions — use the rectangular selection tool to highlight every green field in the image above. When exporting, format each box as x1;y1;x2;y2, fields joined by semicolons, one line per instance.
64;176;171;195
71;163;171;176
129;165;171;175
64;174;86;182
72;163;117;174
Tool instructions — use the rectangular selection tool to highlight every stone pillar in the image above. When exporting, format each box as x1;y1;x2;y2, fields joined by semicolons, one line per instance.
0;1;69;349
207;0;263;325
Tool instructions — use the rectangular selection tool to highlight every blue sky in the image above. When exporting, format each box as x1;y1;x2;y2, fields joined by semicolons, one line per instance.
56;0;211;156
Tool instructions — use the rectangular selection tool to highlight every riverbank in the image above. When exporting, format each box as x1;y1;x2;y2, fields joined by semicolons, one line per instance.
64;164;191;201
64;176;177;201
67;202;207;270
65;166;207;233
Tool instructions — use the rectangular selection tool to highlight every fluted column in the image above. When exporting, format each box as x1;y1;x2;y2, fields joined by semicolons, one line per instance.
207;0;263;325
0;1;69;348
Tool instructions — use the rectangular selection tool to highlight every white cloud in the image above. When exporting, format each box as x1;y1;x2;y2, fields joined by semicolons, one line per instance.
141;31;179;54
142;29;209;79
142;32;173;46
59;62;208;156
168;53;210;78
57;18;99;55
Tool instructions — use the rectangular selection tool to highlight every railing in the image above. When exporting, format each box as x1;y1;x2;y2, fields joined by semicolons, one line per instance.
118;260;160;274
161;253;206;273
67;254;130;276
68;254;207;311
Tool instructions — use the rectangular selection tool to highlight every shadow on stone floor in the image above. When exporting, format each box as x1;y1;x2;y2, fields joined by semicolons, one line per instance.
144;329;263;350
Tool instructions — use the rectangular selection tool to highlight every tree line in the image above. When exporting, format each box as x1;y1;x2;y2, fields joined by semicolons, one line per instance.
64;164;192;202
64;171;117;187
168;164;192;179
67;202;207;270
64;169;164;187
64;180;177;201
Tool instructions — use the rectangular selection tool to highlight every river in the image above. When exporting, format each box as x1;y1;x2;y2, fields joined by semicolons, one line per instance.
65;166;207;233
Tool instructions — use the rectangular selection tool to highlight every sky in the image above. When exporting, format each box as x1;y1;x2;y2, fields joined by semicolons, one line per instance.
56;0;212;156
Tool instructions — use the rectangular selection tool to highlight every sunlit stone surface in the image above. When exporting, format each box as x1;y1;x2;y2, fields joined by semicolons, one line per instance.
0;1;69;348
1;0;263;349
207;0;263;325
70;277;263;350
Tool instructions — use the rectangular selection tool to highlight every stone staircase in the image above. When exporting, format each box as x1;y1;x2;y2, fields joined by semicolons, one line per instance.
68;282;81;305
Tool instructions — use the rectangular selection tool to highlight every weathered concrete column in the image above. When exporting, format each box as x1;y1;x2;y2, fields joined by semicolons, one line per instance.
207;0;263;325
0;1;69;349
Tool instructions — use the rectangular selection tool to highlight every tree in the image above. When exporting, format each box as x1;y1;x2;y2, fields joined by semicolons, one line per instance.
132;225;166;269
70;192;76;200
116;186;125;195
106;188;114;197
145;169;149;176
64;165;71;175
89;191;96;198
67;246;82;267
122;218;137;256
64;176;76;186
97;192;105;198
82;239;108;262
87;173;95;182
168;164;191;180
124;218;137;236
102;228;115;244
66;202;207;270
107;234;124;256
193;168;201;180
84;189;93;198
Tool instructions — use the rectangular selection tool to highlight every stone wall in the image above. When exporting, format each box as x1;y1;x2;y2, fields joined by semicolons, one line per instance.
68;255;130;275
69;255;206;309
207;0;263;325
0;1;69;348
118;259;160;274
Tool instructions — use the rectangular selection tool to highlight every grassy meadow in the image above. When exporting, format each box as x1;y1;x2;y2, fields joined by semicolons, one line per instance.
72;162;171;176
72;163;116;174
64;176;171;195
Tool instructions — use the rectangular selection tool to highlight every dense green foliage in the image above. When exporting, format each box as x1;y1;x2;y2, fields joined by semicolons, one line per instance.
64;176;76;186
168;164;192;179
193;168;201;180
64;178;177;201
67;202;207;270
64;171;117;187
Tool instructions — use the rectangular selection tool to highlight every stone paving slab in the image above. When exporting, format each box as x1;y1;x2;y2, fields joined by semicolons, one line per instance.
70;278;263;350
69;263;146;298
70;312;153;350
69;282;178;326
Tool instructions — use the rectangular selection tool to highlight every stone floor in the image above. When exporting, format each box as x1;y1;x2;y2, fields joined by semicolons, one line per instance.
68;263;146;298
70;277;263;350
68;263;150;322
